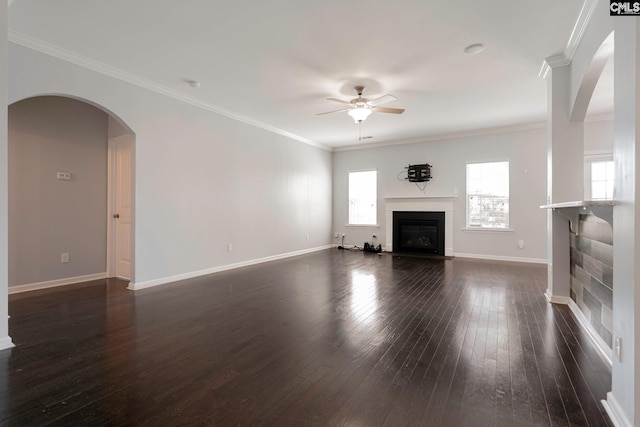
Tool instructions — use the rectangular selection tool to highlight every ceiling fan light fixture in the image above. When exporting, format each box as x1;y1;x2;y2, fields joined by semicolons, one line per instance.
348;107;372;123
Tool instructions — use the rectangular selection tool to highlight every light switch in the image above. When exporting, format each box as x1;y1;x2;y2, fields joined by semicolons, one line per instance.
56;172;71;181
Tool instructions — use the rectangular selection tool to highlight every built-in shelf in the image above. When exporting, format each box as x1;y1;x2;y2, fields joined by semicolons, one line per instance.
539;200;615;209
540;200;616;234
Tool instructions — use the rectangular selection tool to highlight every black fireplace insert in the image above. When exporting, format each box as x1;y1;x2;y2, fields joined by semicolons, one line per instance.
393;211;445;256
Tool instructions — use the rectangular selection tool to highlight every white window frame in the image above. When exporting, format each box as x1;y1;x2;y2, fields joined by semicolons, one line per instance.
347;170;378;227
465;161;511;231
584;152;614;201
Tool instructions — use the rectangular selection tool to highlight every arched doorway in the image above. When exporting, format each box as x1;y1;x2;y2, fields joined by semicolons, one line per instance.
564;32;615;362
8;95;135;292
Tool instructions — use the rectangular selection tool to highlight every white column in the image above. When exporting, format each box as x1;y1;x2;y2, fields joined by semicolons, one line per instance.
543;57;584;304
0;0;13;350
606;17;640;427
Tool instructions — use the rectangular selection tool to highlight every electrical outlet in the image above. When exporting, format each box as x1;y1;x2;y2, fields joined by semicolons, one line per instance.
60;252;69;263
518;240;525;249
227;243;233;252
306;234;310;240
56;172;71;181
334;232;339;238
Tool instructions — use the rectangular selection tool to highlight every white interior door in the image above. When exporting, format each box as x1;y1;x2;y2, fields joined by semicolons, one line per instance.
110;135;132;280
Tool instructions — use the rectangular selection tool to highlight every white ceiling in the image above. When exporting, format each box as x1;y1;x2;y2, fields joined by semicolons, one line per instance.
8;0;608;149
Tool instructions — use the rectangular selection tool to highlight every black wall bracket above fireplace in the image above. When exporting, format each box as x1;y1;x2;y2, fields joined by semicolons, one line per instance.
404;163;432;182
393;211;445;256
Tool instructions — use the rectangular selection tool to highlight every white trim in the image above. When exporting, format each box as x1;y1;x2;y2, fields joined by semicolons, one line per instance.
346;167;378;173
565;0;600;61
465;160;511;230
584;154;614;201
334;121;548;152
346;224;380;228
538;0;599;79
454;252;547;264
129;245;333;291
107;134;135;281
539;54;571;79
0;337;15;351
7;31;331;153
106;137;116;278
567;299;613;366
602;393;632;427
584;150;614;160
462;228;514;233
8;273;107;294
383;196;458;201
384;197;456;256
544;291;572;305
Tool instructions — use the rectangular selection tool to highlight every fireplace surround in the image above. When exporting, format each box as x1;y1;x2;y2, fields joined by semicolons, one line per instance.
384;196;456;256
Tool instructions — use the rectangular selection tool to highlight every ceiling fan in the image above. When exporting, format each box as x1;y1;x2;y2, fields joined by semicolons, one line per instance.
317;86;405;123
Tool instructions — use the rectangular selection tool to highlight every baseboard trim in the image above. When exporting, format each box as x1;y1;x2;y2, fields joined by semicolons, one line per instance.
0;336;15;351
567;300;613;366
129;245;333;291
453;252;547;264
544;291;572;305
602;392;631;427
8;273;107;294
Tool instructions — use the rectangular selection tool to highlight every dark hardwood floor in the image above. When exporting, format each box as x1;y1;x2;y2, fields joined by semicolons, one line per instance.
2;250;612;426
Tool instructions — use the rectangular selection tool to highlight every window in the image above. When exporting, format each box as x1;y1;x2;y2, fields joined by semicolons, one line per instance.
590;160;614;200
466;161;509;229
584;153;614;201
349;170;377;225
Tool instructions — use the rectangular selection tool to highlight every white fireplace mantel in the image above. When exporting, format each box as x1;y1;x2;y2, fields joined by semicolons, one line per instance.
384;196;457;256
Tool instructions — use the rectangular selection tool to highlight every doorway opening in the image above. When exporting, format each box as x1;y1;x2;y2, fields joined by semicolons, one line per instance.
8;95;135;293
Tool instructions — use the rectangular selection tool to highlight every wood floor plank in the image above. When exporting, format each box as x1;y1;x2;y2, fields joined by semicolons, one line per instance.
2;251;613;426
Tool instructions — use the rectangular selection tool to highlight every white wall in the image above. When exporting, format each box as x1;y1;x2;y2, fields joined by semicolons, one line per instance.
570;1;614;114
0;0;12;350
610;15;640;427
108;116;129;139
8;43;333;287
333;127;549;262
8;96;108;287
565;1;639;424
585;118;614;153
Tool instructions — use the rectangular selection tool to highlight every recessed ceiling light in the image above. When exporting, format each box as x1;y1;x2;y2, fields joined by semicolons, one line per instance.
463;43;486;55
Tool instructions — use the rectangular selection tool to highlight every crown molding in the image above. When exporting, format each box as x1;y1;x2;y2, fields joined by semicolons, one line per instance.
334;120;548;152
538;0;599;79
335;110;614;152
565;0;600;60
539;54;571;79
8;30;331;152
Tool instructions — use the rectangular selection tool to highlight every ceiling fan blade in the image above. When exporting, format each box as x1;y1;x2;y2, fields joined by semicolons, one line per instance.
369;94;396;106
373;106;405;114
326;97;351;105
317;108;350;116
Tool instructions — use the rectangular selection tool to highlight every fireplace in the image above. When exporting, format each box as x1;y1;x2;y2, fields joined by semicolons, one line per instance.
393;211;445;255
384;196;455;256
